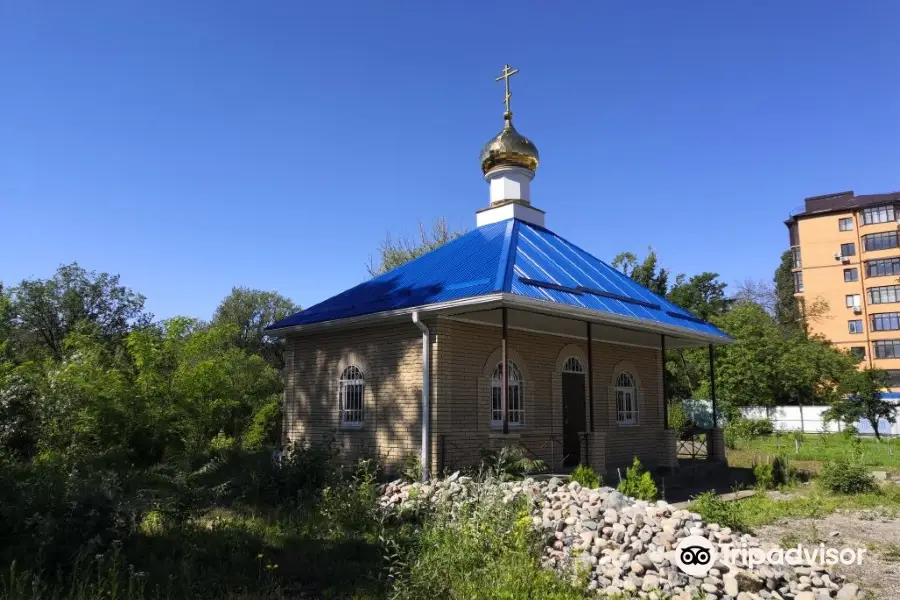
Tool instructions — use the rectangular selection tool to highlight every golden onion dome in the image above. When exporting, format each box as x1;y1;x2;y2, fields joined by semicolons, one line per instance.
480;114;539;175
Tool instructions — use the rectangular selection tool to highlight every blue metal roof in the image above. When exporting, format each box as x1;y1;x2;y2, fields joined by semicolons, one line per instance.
267;219;731;342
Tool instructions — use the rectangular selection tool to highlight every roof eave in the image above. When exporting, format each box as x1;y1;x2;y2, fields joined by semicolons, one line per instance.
497;293;733;346
265;293;732;346
264;294;505;336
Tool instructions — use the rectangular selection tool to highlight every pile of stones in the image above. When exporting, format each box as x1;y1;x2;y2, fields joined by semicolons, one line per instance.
378;474;865;600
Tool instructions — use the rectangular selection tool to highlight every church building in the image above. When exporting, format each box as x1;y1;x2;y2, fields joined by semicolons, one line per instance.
266;66;731;479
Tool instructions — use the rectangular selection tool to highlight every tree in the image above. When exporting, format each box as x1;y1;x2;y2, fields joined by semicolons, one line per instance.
733;279;776;315
774;250;802;332
825;367;897;441
367;217;462;277
212;287;300;369
8;263;150;360
667;272;730;321
611;248;669;296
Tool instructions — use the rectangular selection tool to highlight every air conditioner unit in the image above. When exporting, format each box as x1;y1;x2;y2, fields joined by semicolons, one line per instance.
853;306;863;314
834;253;842;261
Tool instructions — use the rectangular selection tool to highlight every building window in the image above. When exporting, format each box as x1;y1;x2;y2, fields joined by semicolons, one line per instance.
791;247;802;269
871;312;900;332
850;346;866;361
793;271;804;293
887;370;900;387
873;340;900;359
868;284;900;304
615;371;638;425
846;294;861;308
788;223;799;246
839;217;854;231
863;231;900;252
339;366;365;427
562;357;585;373
491;360;524;427
865;258;900;278
848;320;864;334
840;242;856;257
844;268;859;282
860;205;896;225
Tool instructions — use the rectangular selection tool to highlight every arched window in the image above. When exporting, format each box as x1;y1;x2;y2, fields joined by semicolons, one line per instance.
491;360;524;426
563;357;585;373
339;366;365;427
615;371;638;425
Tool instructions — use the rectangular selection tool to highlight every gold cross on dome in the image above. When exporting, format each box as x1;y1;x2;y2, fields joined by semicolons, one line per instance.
495;64;519;117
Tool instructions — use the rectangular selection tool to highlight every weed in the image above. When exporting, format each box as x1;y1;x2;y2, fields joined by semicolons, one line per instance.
569;464;601;489
616;457;658;501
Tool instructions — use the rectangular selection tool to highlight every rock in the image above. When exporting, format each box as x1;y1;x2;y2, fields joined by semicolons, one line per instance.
604;490;629;510
835;584;859;599
701;582;719;594
734;569;765;593
630;560;645;575
872;470;888;482
795;593;816;600
642;574;660;591
724;574;739;597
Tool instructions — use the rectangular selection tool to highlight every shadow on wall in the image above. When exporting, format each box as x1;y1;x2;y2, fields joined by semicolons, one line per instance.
284;275;436;474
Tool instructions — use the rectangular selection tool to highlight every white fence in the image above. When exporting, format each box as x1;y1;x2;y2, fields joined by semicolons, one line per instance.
679;399;900;436
740;405;900;436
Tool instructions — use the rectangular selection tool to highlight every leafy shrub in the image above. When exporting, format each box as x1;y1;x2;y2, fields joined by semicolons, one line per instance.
818;459;877;494
690;491;748;532
726;418;774;448
616;457;658;501
402;454;422;483
387;486;585;600
480;446;545;481
569;464;601;488
667;401;689;437
753;454;790;490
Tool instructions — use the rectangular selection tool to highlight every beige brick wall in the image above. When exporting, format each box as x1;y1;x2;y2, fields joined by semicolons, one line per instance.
433;318;667;475
283;315;669;478
283;321;426;472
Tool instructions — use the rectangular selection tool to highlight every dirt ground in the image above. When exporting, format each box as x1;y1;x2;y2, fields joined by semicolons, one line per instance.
755;510;900;599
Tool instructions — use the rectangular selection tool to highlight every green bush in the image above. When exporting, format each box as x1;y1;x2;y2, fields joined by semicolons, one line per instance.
616;457;658;501
387;488;585;600
690;491;748;532
753;454;791;490
818;459;877;494
667;401;689;436
569;464;601;488
726;417;774;446
402;454;422;483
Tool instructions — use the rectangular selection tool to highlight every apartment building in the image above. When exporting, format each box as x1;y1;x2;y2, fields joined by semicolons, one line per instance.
786;190;900;392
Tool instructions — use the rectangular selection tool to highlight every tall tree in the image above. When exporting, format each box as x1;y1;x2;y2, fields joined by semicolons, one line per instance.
667;272;730;320
367;217;462;277
825;367;897;441
774;250;803;332
611;248;669;296
212;288;300;369
8;263;150;360
733;279;776;315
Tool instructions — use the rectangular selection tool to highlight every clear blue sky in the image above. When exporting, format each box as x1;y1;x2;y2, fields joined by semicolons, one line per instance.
2;1;898;320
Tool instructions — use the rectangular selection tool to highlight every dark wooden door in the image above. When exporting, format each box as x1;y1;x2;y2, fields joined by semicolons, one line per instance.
562;373;586;467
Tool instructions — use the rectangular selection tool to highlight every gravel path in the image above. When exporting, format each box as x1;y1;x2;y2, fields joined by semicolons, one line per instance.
755;510;900;599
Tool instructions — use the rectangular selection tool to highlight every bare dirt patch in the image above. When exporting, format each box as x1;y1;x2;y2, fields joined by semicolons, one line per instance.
755;510;900;599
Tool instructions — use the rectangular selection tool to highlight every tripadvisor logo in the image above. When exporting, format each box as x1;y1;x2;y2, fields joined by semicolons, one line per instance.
674;536;717;577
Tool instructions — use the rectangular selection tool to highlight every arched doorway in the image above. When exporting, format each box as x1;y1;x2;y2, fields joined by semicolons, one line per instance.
561;357;586;467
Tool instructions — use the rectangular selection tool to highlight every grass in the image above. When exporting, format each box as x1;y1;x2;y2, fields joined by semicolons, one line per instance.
690;481;900;533
728;433;900;472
